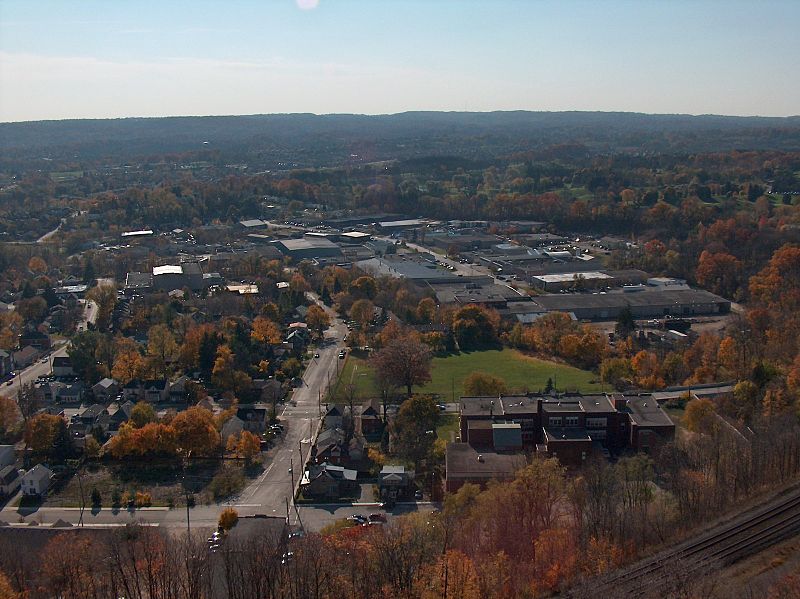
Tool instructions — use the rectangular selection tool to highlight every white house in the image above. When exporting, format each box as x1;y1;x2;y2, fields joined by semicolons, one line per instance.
21;464;53;497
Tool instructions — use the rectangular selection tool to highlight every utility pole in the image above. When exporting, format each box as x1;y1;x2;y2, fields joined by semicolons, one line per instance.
183;450;192;533
289;458;295;504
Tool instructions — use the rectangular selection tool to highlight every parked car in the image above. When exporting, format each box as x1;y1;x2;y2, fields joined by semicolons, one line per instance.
414;490;423;500
368;513;387;523
348;514;367;524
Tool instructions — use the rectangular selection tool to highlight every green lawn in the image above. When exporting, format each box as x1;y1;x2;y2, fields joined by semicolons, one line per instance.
436;414;460;443
332;348;603;401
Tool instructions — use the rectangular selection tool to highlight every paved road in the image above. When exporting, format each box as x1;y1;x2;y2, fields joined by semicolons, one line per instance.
231;295;347;523
0;501;438;532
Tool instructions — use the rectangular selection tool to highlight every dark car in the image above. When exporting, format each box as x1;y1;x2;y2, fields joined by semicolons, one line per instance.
368;513;387;523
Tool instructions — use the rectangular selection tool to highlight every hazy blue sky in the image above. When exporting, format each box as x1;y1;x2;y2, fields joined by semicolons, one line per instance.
1;0;798;122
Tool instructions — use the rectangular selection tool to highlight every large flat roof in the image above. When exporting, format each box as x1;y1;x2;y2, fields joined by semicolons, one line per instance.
279;238;340;250
533;272;612;283
623;396;675;427
153;265;183;276
533;288;730;311
445;443;527;480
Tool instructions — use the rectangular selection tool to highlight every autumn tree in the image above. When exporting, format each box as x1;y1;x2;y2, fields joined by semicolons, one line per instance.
452;304;499;350
129;401;157;428
464;371;508;396
350;298;375;330
25;413;70;461
305;304;331;338
251;316;282;344
171;406;221;457
349;275;377;300
212;345;252;395
27;256;47;275
86;284;118;331
392;395;439;470
696;250;742;298
684;398;719;434
219;507;239;531
0;395;19;442
371;336;432;397
631;350;665;389
0;311;23;350
111;348;145;384
416;297;437;324
147;323;177;377
236;430;262;464
68;330;108;384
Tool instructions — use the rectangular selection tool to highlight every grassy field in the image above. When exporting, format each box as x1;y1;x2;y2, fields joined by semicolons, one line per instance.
436;414;461;443
332;348;603;401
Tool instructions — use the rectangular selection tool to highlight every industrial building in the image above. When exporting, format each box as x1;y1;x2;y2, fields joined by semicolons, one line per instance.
530;288;731;320
273;238;343;261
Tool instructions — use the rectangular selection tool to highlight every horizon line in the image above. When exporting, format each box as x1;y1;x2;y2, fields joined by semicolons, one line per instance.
3;109;800;126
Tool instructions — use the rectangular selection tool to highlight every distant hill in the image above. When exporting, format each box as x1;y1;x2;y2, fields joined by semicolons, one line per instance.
2;111;799;167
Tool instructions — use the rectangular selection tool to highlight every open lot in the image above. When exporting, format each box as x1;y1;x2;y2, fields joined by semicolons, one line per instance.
26;460;260;509
333;348;603;401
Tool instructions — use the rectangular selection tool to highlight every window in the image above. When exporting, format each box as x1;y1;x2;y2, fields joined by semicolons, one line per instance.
586;417;607;429
565;416;579;427
549;417;562;427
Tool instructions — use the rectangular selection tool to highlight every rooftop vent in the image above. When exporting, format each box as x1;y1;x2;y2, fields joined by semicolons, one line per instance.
477;454;484;462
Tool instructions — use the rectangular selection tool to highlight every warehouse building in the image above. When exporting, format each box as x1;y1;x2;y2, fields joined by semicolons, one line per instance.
273;238;343;261
531;288;731;320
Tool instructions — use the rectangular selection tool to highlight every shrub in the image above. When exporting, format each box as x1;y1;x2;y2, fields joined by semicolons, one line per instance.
218;507;238;531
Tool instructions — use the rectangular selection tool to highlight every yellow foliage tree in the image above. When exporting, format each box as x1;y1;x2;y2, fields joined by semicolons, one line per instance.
218;507;239;531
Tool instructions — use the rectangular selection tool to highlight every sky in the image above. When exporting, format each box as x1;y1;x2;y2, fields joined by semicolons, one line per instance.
0;0;798;122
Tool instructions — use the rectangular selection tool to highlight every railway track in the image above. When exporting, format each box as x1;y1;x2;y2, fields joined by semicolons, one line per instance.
568;489;800;597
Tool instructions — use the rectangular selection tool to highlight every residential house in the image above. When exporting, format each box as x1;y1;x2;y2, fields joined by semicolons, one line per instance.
221;416;245;444
357;399;383;438
0;349;13;378
323;404;344;429
0;465;20;498
285;327;310;354
300;462;358;499
18;329;51;351
236;405;269;433
253;378;284;404
107;401;135;433
41;381;84;403
169;375;190;401
92;378;119;401
20;464;53;497
312;427;365;468
13;346;40;369
379;465;415;500
0;445;15;468
123;379;169;403
52;356;74;377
